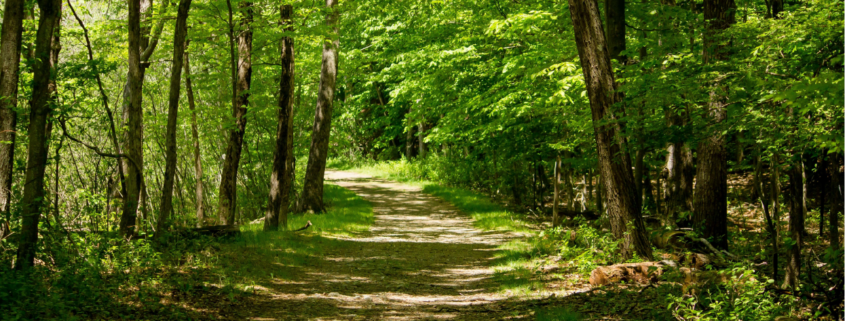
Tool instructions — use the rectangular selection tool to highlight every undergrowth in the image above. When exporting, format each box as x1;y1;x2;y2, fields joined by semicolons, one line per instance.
0;184;373;320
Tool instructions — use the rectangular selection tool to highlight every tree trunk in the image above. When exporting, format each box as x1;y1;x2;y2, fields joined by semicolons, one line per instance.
14;0;60;270
405;125;415;159
298;0;339;213
155;0;192;238
418;123;426;158
553;156;562;227
829;153;842;250
265;4;295;231
663;110;694;225
819;152;826;237
183;42;204;227
605;0;626;63
567;0;653;260
120;0;168;238
783;162;804;289
0;0;26;237
217;1;253;226
692;0;735;251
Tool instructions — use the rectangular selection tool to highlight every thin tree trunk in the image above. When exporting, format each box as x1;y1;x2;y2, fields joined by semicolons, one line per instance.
418;123;426;158
298;0;339;213
567;0;652;260
829;153;842;250
664;111;694;225
819;152;826;237
67;0;129;229
183;42;204;227
265;4;295;231
0;0;26;237
553;156;562;227
155;0;192;238
692;0;735;250
217;1;253;225
14;0;61;269
783;162;804;289
120;0;168;238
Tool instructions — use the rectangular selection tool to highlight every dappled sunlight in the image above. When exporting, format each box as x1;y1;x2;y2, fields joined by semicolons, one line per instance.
234;170;562;320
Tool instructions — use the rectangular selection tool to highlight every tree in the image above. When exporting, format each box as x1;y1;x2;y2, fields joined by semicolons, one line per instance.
828;153;842;250
119;0;169;238
0;0;26;240
265;4;296;231
155;0;192;238
298;0;339;213
567;0;653;260
692;0;736;251
217;0;253;226
14;0;61;270
605;0;626;63
183;42;204;227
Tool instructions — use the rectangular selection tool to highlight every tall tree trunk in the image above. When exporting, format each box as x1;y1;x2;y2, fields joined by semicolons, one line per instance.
155;0;192;238
418;123;426;158
183;42;204;227
0;0;26;239
783;162;804;289
14;0;60;270
405;125;415;159
265;4;295;231
567;0;653;260
298;0;339;213
605;0;626;63
829;153;842;250
819;152;826;237
663;110;694;225
217;1;253;226
692;0;735;250
553;156;562;227
119;0;168;238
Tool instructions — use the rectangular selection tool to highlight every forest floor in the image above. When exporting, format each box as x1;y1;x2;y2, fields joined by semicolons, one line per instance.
230;170;548;320
217;170;679;320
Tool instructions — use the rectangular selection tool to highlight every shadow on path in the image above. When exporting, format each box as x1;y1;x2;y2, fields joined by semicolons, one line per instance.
237;170;534;320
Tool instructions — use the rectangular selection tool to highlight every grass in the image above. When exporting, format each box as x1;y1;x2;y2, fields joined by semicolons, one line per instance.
327;157;562;296
0;183;374;320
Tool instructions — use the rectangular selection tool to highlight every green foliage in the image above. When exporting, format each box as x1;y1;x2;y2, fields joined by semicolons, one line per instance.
668;266;794;321
0;184;372;319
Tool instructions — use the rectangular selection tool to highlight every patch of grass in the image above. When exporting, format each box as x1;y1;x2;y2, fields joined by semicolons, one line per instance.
0;183;373;320
422;185;532;233
216;183;373;284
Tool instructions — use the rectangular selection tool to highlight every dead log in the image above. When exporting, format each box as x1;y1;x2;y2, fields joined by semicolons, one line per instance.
589;260;678;286
180;225;240;237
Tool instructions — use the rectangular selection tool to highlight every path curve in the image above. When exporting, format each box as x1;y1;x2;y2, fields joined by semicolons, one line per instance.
242;170;530;320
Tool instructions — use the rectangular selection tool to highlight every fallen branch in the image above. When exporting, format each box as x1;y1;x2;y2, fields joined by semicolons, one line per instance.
293;220;312;232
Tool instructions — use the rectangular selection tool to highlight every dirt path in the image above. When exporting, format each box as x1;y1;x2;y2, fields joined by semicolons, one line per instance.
240;170;536;320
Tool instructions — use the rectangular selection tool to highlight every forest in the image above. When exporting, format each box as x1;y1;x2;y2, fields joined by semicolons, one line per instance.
0;0;842;319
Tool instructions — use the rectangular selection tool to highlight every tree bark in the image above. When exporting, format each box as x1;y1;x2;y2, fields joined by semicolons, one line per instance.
605;0;626;63
14;0;60;270
183;43;204;227
155;0;192;238
567;0;653;260
783;162;804;289
553;156;562;227
217;1;253;226
692;0;735;251
0;0;26;236
265;4;296;231
298;0;339;213
828;153;842;250
663;110;694;225
418;123;426;158
120;0;168;238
